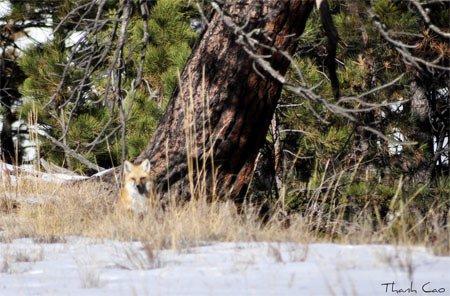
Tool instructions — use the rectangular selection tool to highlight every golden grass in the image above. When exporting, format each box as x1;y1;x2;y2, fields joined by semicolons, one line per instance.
0;177;308;249
0;174;448;257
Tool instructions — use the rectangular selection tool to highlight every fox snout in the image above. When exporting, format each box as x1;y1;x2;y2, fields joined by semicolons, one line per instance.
136;183;148;195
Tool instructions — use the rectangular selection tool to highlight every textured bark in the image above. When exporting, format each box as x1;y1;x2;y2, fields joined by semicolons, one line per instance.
134;0;316;200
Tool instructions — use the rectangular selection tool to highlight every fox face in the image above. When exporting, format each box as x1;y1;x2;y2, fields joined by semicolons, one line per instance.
119;159;152;214
123;159;152;195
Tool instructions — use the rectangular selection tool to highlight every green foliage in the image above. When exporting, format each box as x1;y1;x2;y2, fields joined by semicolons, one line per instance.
128;0;196;100
123;0;196;159
124;89;164;158
265;0;448;219
373;0;418;31
16;0;197;170
18;35;111;172
19;38;75;106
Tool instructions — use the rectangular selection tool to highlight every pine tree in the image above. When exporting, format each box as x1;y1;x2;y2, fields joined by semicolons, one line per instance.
264;0;449;211
17;0;197;172
0;0;60;163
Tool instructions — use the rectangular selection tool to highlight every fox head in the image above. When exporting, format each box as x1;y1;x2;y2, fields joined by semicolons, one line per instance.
123;159;152;195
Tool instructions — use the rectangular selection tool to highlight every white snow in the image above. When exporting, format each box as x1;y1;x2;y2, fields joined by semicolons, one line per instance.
389;128;405;155
15;27;53;50
0;238;448;295
0;1;11;18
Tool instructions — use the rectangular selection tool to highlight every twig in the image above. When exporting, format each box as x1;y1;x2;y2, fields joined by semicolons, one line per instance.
29;126;105;172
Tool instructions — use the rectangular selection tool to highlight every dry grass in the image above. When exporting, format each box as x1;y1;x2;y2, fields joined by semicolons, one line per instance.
0;170;448;256
76;259;102;288
0;177;310;249
0;246;44;274
115;243;163;270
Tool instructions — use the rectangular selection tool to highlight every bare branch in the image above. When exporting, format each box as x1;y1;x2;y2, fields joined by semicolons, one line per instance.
29;126;105;172
410;0;450;39
369;9;450;72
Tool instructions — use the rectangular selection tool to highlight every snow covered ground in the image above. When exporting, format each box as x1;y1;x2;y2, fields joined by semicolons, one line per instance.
0;238;448;295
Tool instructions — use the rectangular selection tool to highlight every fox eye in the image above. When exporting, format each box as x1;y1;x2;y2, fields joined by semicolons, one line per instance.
140;177;146;182
130;178;136;182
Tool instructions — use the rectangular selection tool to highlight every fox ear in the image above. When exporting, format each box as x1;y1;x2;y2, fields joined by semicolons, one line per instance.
140;159;151;173
123;160;133;174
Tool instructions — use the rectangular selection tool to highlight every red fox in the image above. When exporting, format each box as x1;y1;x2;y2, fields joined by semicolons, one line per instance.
118;159;152;214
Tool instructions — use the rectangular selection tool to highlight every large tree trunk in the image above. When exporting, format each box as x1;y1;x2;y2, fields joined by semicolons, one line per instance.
135;0;316;201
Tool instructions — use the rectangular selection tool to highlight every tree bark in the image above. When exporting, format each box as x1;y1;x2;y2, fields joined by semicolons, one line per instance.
133;0;316;201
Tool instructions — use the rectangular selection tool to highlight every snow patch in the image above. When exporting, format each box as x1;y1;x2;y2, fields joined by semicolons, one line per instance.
0;239;448;295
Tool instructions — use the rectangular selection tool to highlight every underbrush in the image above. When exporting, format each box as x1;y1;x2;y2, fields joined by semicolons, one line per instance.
0;174;448;256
